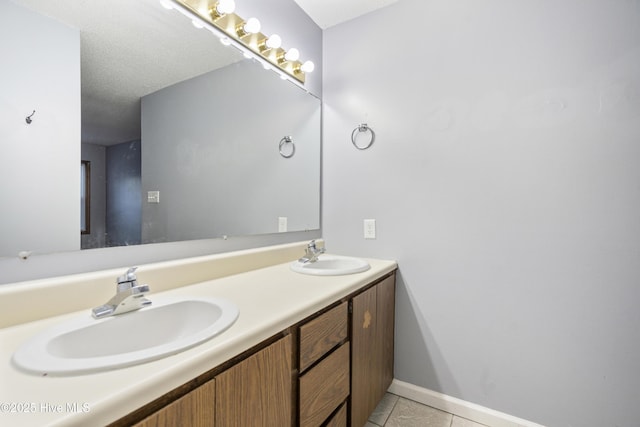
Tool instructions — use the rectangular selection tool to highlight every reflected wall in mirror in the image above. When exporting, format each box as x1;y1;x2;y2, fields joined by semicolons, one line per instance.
0;0;321;258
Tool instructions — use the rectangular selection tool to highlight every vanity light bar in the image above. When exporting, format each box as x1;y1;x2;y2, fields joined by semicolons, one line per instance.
165;0;313;85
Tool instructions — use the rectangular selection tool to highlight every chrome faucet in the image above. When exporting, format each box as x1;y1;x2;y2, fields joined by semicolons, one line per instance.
92;267;152;319
299;240;325;263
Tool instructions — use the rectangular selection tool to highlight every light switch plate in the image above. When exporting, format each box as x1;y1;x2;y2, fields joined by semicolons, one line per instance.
278;217;288;232
147;191;160;204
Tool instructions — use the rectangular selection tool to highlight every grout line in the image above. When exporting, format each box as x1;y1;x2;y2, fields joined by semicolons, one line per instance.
383;393;401;426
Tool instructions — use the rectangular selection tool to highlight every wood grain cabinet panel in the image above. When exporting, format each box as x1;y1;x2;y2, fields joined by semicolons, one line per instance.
299;301;348;372
351;285;377;427
132;379;215;427
299;342;350;427
324;402;347;427
351;275;396;427
215;335;292;427
377;275;396;396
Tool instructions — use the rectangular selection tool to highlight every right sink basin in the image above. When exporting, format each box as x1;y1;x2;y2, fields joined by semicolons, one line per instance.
290;254;371;276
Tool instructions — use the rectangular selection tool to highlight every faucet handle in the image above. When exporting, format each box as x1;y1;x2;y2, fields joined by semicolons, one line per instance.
308;240;325;253
117;267;138;283
117;267;138;290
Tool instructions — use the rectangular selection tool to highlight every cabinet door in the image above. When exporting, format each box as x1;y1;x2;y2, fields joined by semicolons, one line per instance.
351;274;396;427
133;379;215;427
377;274;396;396
215;335;292;426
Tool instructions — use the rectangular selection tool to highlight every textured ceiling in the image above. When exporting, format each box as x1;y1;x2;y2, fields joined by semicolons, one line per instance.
11;0;243;145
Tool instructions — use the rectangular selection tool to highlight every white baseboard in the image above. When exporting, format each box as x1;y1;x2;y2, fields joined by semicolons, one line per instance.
388;379;547;427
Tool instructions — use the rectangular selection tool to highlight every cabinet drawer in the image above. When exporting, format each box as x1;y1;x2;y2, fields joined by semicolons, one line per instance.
325;402;347;427
299;343;350;427
299;301;348;372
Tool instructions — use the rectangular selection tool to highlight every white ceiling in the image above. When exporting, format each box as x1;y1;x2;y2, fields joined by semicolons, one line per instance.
293;0;399;29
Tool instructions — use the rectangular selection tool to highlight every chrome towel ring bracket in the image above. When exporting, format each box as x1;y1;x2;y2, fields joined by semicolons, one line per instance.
351;123;375;150
279;135;295;158
25;110;36;124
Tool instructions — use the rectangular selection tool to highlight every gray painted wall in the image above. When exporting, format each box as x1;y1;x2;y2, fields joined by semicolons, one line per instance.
0;0;80;257
141;60;320;244
322;1;640;426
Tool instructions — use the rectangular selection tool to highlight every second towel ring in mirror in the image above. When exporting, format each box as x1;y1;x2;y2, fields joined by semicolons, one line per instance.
351;123;375;150
279;136;295;158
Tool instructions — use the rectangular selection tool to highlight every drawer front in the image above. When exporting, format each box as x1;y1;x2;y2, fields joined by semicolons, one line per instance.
299;343;350;427
299;301;348;372
324;402;347;427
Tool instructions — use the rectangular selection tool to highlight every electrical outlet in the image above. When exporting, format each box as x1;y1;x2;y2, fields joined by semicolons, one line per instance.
364;219;376;239
278;217;288;232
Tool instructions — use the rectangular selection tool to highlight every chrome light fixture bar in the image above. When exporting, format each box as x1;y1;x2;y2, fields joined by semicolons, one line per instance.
163;0;314;85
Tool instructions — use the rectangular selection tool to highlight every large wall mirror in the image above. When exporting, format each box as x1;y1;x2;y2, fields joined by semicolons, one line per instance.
1;0;321;260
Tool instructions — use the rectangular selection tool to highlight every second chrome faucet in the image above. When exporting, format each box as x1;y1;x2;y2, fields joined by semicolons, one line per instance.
298;240;325;263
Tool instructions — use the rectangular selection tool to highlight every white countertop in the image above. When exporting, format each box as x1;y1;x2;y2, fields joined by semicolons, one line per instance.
0;256;396;427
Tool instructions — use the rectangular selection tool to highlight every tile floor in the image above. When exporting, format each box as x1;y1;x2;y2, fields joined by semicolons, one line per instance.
366;393;489;427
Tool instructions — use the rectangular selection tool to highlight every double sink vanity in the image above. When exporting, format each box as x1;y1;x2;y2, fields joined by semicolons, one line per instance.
0;241;397;426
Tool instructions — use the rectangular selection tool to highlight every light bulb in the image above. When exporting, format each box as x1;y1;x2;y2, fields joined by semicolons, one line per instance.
159;0;173;10
266;34;282;49
220;37;231;46
301;60;315;73
284;48;300;62
216;0;235;14
192;19;204;29
243;51;252;59
243;18;261;34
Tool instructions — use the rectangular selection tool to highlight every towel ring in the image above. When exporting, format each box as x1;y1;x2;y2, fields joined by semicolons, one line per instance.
279;136;295;158
351;123;375;150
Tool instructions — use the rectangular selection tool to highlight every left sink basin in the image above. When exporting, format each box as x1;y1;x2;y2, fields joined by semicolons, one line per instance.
13;297;239;376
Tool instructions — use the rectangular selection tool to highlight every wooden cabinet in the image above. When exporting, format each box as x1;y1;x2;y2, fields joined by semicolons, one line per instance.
216;335;292;426
133;379;215;427
298;273;395;427
130;335;291;427
117;272;396;427
298;301;349;427
351;274;396;427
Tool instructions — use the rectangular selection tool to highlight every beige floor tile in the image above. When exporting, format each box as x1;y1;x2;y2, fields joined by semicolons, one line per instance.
385;397;453;427
451;415;488;427
369;392;400;425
